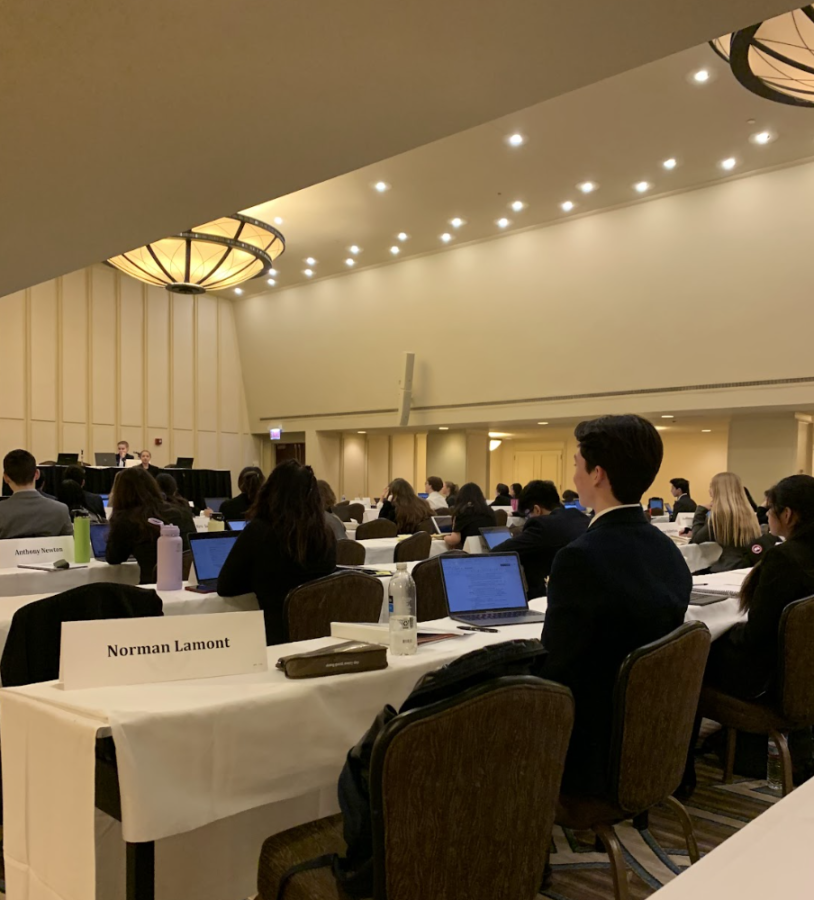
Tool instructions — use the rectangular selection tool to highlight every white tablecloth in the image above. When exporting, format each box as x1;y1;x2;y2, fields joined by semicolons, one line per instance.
679;542;723;573
0;559;140;597
357;537;447;565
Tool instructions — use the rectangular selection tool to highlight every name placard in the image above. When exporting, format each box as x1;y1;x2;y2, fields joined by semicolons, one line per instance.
60;611;268;690
0;536;74;569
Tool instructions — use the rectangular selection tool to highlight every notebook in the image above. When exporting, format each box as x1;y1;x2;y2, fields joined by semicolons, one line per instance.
188;532;239;592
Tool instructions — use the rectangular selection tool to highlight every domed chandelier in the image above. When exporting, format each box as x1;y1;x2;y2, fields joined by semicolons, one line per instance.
107;213;285;294
711;5;814;107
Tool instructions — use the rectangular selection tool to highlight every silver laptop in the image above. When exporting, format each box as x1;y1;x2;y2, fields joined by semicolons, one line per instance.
432;516;453;534
95;452;118;466
439;553;545;626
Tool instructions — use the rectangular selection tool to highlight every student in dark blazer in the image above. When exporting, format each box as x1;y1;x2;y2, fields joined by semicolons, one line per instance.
219;467;265;521
218;461;336;645
540;415;692;796
491;483;513;507
63;465;106;520
491;480;588;598
669;477;697;521
115;441;134;467
443;482;495;548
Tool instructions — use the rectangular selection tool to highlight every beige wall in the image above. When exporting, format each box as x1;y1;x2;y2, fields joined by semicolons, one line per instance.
0;265;259;485
426;431;467;488
727;413;801;498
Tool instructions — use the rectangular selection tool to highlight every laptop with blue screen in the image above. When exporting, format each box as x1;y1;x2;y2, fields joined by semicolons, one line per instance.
89;523;110;560
226;520;247;531
439;553;545;626
188;532;239;593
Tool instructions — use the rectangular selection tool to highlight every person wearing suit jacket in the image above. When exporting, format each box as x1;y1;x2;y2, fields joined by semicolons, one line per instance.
540;415;692;796
115;440;134;467
0;449;73;539
491;480;588;598
63;465;106;520
669;478;697;522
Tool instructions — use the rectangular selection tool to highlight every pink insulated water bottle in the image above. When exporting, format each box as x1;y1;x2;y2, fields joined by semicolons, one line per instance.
156;522;183;590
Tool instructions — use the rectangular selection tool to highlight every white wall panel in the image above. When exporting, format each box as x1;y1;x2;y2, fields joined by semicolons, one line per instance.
29;280;58;422
146;286;170;429
31;420;58;463
0;291;26;420
119;278;144;426
0;419;27;460
91;267;117;425
197;430;218;469
196;295;218;432
218;299;241;434
172;295;194;431
61;270;88;424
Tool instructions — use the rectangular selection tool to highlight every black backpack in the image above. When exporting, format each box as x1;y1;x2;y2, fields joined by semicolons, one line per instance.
276;639;547;899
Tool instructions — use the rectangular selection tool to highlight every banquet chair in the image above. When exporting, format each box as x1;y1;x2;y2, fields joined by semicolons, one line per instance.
493;508;509;526
257;676;574;900
394;532;431;563
284;571;384;642
699;594;814;796
355;519;398;540
415;517;435;534
411;551;467;621
335;539;366;566
555;622;710;900
333;502;352;522
432;506;451;515
346;503;365;525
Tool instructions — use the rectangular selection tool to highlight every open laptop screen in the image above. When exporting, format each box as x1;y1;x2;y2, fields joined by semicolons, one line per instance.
204;497;227;512
440;554;527;613
89;523;110;560
479;526;511;549
226;520;247;531
189;533;239;582
432;516;453;534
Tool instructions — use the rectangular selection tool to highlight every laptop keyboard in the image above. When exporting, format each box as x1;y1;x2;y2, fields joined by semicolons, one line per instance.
468;611;530;619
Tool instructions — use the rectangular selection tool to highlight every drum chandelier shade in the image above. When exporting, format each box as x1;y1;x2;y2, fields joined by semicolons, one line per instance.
711;5;814;107
106;214;285;294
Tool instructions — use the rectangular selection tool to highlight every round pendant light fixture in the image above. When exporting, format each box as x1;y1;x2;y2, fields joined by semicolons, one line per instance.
711;5;814;107
106;213;285;294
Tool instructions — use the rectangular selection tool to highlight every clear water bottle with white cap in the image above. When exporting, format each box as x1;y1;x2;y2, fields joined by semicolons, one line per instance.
388;563;417;655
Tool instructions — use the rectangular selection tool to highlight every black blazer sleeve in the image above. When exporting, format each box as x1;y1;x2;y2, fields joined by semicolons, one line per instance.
690;506;712;544
106;517;137;565
217;524;258;597
378;500;397;523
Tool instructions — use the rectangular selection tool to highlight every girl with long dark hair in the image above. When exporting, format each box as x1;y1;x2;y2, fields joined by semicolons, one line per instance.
444;482;496;548
219;466;265;521
377;478;432;534
218;460;336;644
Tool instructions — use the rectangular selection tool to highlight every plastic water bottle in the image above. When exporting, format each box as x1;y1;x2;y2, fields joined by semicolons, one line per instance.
73;510;91;564
767;736;783;794
388;563;417;656
156;523;183;590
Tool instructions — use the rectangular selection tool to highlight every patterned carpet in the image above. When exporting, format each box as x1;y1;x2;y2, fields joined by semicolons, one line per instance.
542;755;777;899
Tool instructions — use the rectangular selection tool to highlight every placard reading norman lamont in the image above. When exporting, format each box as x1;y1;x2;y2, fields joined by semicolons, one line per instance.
60;611;268;689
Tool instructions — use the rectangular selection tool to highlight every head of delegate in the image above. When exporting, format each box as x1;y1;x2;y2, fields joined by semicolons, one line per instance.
0;449;74;539
441;480;458;507
156;473;188;509
116;440;132;465
668;476;698;521
379;478;433;534
492;483;512;506
209;466;266;521
318;479;347;541
443;481;495;548
540;414;692;797
561;489;586;512
424;476;446;510
139;449;153;469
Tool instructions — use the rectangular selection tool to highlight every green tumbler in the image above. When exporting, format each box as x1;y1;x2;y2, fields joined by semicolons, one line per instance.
73;510;91;564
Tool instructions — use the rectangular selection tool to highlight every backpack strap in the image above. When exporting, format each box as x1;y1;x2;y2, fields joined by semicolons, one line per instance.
275;853;337;900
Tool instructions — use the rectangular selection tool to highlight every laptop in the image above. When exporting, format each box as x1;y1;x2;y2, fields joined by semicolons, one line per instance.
99;493;110;508
89;523;110;561
188;532;239;592
439;553;546;626
95;452;118;466
174;457;194;469
56;452;79;465
205;497;228;512
479;526;511;549
417;492;429;499
226;520;247;531
432;516;453;534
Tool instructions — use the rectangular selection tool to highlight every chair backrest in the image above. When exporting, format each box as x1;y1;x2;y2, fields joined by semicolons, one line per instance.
778;594;814;722
334;502;353;522
608;621;710;814
347;503;365;524
0;584;164;687
411;551;467;622
493;508;509;526
370;676;574;900
394;532;432;563
284;571;384;642
336;539;366;566
356;519;398;540
415;517;435;535
432;506;450;516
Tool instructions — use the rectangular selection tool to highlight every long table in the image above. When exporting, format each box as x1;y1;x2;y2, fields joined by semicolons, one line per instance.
0;590;745;900
0;558;140;597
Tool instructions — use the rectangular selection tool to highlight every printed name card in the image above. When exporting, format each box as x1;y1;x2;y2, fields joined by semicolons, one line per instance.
60;611;268;690
1;535;74;569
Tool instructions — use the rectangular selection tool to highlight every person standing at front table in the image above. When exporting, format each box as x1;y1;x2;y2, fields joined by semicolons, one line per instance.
540;415;692;796
115;440;133;467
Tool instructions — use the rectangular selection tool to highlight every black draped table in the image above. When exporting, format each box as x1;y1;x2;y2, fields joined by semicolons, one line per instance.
5;466;233;511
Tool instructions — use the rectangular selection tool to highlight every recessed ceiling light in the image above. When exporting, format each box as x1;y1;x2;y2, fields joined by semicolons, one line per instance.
305;257;317;265
266;279;276;286
634;181;650;193
720;157;737;171
560;200;575;212
268;268;278;276
506;133;525;147
496;217;510;228
440;233;452;243
662;158;677;170
390;246;400;255
357;431;367;434
702;429;712;433
661;415;674;419
234;288;243;295
537;421;549;425
692;68;710;83
750;130;774;145
349;245;361;255
373;181;390;192
439;426;449;430
510;200;525;212
345;258;355;267
273;217;283;225
578;181;597;194
397;232;409;241
655;425;667;431
450;217;465;228
304;268;313;277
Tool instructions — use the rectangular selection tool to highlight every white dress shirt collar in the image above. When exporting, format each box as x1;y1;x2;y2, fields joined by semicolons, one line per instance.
588;503;642;527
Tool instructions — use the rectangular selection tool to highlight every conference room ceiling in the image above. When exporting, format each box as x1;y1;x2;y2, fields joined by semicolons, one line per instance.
238;38;814;296
0;0;799;298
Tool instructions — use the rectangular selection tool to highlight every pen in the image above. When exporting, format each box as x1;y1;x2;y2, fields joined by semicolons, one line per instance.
457;625;499;634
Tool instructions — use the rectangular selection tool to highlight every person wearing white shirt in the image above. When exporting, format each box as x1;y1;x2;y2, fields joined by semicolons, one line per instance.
424;476;447;510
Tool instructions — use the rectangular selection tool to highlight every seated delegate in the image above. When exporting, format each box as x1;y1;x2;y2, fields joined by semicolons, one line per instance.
218;466;265;521
561;489;587;512
218;461;336;644
57;479;105;524
0;449;73;539
424;476;447;510
706;474;814;698
378;478;433;534
441;480;458;509
491;480;588;598
509;482;523;510
63;464;106;519
491;483;512;506
690;471;776;572
318;479;347;541
443;483;495;548
106;467;196;583
156;473;196;532
669;477;697;521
